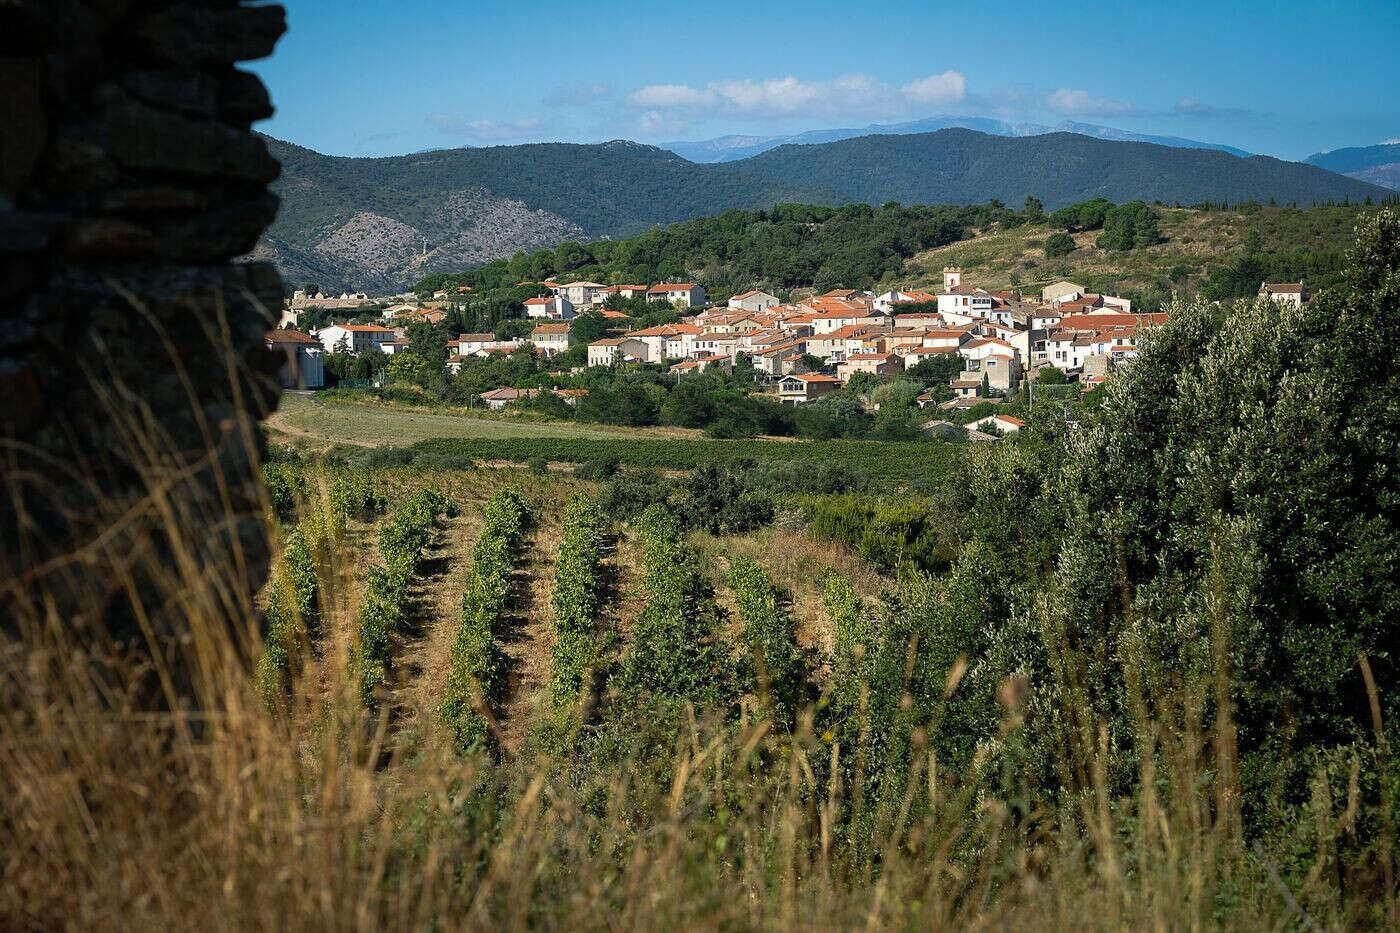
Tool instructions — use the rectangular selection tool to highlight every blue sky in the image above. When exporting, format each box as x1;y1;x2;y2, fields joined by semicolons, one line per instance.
248;0;1399;161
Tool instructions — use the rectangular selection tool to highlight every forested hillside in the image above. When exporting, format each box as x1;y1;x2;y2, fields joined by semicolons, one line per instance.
257;130;1390;291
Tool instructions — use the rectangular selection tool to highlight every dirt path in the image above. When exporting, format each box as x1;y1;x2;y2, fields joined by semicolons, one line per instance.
496;513;563;751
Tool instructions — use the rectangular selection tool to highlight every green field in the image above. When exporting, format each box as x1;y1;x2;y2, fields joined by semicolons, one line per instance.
267;392;709;447
267;392;962;485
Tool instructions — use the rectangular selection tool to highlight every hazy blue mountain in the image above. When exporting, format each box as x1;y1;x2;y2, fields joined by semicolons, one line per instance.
1306;142;1400;190
663;115;1251;163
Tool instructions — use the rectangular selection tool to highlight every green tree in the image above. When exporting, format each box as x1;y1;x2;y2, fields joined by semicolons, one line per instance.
570;311;610;345
405;320;449;366
659;381;716;428
1096;201;1161;251
1045;231;1075;258
384;352;436;388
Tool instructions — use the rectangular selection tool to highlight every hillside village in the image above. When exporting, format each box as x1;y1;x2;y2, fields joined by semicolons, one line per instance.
270;268;1309;436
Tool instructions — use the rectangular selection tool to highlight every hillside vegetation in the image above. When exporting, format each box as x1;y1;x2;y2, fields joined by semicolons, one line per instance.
259;129;1390;290
903;202;1374;305
410;200;1381;312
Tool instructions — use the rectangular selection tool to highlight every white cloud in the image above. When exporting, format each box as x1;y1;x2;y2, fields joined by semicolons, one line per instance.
1046;87;1136;117
626;71;968;118
425;114;545;142
628;83;719;109
903;71;967;105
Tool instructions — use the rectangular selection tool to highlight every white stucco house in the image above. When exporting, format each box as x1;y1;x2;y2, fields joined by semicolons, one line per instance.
316;323;395;355
646;283;706;307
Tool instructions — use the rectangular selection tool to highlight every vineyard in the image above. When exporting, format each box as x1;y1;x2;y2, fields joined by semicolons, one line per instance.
405;435;961;484
235;422;1398;929
253;463;890;758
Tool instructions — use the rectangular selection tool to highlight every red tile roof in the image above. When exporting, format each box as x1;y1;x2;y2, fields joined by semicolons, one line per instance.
266;329;319;345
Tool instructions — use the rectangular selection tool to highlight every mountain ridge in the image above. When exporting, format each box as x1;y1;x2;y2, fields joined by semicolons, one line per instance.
258;128;1390;292
1305;142;1400;191
663;115;1252;162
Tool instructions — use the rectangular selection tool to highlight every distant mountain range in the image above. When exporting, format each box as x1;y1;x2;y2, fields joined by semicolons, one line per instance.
257;128;1389;292
663;116;1253;162
1306;142;1400;191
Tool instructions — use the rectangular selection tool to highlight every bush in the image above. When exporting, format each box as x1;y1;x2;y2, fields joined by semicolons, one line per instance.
527;456;549;475
1045;231;1075;258
598;470;673;521
800;494;952;573
676;463;775;535
574;456;620;481
362;446;415;470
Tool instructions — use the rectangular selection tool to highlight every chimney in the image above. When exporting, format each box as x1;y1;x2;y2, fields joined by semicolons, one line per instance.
943;266;962;291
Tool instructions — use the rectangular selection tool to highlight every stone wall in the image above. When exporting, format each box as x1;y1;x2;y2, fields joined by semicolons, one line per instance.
0;1;287;683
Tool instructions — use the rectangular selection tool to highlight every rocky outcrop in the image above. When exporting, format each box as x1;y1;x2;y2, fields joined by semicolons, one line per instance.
255;188;586;293
0;0;287;693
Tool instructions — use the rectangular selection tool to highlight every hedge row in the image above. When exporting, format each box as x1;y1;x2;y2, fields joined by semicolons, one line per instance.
546;495;610;712
351;488;456;708
408;435;959;483
441;488;531;752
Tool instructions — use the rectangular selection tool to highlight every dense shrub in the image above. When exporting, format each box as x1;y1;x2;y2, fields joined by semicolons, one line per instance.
801;494;952;572
1044;230;1075;258
362;446;415;470
573;456;620;480
676;463;775;535
597;469;673;520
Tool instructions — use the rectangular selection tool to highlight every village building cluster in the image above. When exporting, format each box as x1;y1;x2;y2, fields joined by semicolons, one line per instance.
267;270;1310;418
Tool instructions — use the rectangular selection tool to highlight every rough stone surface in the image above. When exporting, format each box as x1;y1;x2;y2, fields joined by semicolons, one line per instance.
0;0;288;695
